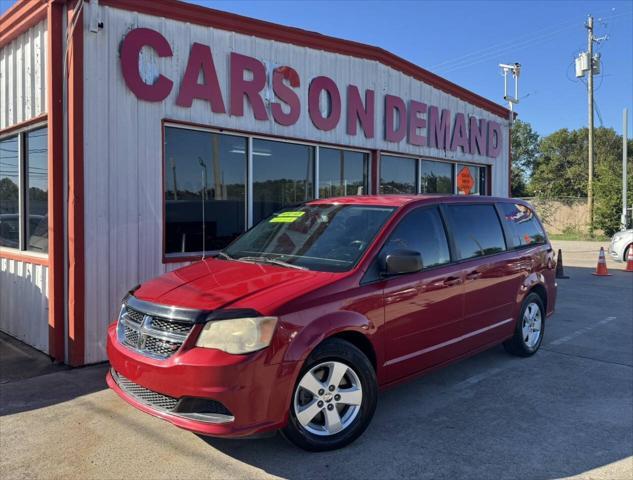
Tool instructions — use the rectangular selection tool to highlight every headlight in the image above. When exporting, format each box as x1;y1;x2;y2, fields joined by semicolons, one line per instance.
195;317;278;354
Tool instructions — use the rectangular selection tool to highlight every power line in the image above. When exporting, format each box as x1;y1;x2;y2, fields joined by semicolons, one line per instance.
432;10;630;74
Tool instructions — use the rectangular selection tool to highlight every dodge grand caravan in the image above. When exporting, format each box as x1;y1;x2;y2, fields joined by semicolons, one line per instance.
107;195;556;451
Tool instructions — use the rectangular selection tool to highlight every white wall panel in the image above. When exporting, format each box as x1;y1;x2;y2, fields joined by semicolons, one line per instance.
82;4;510;362
0;258;49;354
0;20;47;130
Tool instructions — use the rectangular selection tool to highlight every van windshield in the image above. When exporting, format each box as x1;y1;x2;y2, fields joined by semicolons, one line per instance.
221;204;395;272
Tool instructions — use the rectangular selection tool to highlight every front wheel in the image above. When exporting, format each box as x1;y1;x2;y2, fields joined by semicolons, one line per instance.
281;338;377;451
504;293;545;357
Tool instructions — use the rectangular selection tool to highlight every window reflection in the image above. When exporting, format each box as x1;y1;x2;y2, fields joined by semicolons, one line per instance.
164;127;246;255
26;128;48;252
380;155;417;194
0;135;19;249
252;139;315;224
420;160;453;194
319;148;368;198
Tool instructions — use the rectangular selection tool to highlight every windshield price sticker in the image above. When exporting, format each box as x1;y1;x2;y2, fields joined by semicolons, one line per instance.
270;211;305;223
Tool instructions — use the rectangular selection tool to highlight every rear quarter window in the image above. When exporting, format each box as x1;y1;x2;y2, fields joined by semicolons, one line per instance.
498;203;546;248
445;204;506;260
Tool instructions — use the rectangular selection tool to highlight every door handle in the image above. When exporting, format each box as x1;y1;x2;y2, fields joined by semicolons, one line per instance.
465;270;482;280
443;276;462;286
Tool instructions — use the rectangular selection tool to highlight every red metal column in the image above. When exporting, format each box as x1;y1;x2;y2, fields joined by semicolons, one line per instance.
46;1;65;361
67;0;86;366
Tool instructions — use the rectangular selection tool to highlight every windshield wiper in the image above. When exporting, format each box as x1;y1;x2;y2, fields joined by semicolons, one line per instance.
237;255;307;270
215;251;233;260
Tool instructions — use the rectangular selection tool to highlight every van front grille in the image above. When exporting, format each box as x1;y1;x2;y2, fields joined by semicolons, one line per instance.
113;370;179;411
111;370;234;423
116;299;197;359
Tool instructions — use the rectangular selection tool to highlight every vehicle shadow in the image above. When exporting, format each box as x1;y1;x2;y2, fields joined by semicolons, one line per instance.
199;265;633;480
0;362;109;416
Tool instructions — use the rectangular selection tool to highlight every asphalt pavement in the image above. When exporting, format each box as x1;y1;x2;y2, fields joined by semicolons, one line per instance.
1;240;631;480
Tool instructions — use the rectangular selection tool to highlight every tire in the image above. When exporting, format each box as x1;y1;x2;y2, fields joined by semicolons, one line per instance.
281;338;377;451
624;245;631;263
503;293;545;357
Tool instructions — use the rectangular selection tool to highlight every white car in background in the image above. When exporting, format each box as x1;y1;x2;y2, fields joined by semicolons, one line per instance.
609;229;633;262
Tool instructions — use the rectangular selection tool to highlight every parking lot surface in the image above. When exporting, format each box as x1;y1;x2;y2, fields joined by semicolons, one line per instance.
1;241;632;480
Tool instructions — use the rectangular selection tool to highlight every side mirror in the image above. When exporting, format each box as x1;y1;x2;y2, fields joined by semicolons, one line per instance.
382;249;423;276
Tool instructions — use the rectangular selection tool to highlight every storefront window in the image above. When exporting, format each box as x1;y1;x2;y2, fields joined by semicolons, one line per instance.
456;164;484;195
380;155;417;194
0;135;20;249
252;139;315;224
26;129;48;252
319;148;368;198
420;159;453;194
164;127;246;255
0;126;48;252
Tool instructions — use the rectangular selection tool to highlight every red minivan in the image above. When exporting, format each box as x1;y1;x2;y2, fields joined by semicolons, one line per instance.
107;195;556;451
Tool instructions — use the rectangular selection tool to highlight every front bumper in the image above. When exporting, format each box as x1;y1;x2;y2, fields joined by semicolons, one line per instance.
106;323;294;437
608;242;622;261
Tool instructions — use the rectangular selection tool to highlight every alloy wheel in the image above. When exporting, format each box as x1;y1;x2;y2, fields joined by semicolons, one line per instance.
522;302;542;348
293;361;363;436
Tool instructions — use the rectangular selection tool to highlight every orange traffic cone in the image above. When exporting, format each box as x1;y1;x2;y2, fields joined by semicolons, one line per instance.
625;247;633;272
592;247;612;276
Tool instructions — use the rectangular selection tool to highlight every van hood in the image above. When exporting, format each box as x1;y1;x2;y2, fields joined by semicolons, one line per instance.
133;258;335;313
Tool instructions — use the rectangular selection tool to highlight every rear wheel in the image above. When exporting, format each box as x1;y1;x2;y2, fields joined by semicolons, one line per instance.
504;293;545;357
624;245;631;262
281;338;377;451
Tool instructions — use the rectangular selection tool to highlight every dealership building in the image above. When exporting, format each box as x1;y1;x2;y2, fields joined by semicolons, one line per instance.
0;0;512;365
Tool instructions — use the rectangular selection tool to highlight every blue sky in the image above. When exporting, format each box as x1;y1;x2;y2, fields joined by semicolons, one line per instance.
2;0;631;137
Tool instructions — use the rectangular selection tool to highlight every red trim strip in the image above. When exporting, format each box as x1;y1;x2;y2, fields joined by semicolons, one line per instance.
46;1;65;363
0;113;48;137
0;0;47;46
67;0;85;367
99;0;510;119
0;250;49;267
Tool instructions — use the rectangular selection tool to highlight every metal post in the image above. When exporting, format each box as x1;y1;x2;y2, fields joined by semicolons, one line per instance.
587;15;594;237
623;108;629;230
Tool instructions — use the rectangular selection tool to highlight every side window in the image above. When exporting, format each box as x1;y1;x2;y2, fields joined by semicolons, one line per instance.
446;204;506;260
498;203;546;248
381;207;451;269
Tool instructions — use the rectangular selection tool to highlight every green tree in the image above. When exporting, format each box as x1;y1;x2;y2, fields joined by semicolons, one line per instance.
530;127;632;235
594;138;633;236
510;119;540;197
530;128;588;197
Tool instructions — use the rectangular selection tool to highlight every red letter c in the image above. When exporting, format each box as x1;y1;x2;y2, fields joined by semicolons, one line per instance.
120;28;173;102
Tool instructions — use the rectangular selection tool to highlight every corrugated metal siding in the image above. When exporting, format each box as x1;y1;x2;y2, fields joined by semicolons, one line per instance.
0;20;47;130
0;258;49;353
82;4;510;362
0;20;49;355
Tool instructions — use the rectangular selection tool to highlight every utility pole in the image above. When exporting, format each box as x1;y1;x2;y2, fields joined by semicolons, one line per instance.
586;15;595;237
576;15;607;236
623;108;629;230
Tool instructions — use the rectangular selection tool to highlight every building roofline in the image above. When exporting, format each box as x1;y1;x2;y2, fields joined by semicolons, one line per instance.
101;0;511;120
1;0;512;119
0;0;49;46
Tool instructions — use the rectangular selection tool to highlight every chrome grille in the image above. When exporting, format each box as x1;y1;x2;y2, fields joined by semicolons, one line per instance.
150;317;192;335
125;308;144;325
123;325;140;345
113;370;178;411
143;336;182;357
117;297;198;360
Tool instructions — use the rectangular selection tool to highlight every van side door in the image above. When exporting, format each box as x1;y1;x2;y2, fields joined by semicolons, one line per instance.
363;206;465;383
442;203;518;350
